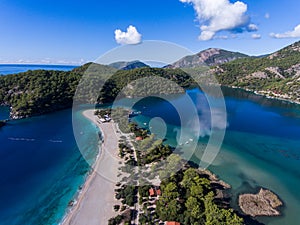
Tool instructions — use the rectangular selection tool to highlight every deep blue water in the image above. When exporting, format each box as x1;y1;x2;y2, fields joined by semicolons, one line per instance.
0;64;77;75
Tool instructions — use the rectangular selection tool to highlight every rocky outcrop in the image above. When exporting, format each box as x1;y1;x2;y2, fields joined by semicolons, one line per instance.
167;48;249;68
239;188;283;217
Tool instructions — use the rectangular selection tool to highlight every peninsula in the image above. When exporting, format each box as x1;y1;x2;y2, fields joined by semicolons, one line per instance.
61;108;283;225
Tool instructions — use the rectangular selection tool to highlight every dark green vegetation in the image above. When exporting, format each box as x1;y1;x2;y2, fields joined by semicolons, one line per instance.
0;65;197;118
0;69;81;118
109;60;150;70
136;165;245;225
133;133;173;165
115;185;138;207
98;67;197;104
140;168;243;225
215;41;300;102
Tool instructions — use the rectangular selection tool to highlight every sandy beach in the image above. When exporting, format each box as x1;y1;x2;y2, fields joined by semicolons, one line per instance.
62;110;121;225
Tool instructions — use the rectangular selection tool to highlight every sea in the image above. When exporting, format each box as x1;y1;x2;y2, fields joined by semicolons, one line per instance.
0;66;300;225
0;64;77;76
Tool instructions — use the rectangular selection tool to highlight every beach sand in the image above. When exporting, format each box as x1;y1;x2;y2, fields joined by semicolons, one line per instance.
62;110;121;225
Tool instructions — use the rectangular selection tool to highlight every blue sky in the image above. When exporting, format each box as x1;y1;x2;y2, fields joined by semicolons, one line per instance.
0;0;300;64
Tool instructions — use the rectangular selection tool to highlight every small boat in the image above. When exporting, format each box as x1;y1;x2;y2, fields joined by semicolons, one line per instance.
189;138;194;142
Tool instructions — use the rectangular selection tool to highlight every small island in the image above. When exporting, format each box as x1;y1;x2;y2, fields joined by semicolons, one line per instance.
239;188;283;217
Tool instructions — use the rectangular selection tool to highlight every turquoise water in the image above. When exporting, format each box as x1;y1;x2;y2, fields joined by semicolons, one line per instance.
0;106;10;120
127;88;300;225
0;108;99;225
0;64;77;75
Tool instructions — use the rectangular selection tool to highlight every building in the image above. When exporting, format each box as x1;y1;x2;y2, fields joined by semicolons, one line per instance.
149;188;155;197
165;222;180;225
149;187;161;197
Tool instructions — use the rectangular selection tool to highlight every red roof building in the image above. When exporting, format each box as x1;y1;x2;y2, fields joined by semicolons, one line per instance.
156;189;161;196
149;188;155;196
166;222;180;225
135;136;143;141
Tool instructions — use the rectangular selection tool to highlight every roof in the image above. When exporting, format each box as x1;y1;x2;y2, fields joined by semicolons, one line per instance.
166;222;180;225
135;136;143;141
149;188;155;196
156;189;161;196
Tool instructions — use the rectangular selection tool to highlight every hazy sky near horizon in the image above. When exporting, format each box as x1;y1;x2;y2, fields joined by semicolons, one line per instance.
1;0;300;64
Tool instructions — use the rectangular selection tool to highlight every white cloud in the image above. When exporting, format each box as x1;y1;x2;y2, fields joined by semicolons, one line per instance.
270;24;300;39
180;0;253;40
248;23;258;31
214;35;229;40
252;34;261;39
114;25;142;45
265;13;270;19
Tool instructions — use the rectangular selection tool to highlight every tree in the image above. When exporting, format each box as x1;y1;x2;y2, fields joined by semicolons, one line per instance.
203;192;243;225
185;196;204;220
181;168;199;188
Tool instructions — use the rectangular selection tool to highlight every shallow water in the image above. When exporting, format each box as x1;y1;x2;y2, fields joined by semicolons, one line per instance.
0;109;99;225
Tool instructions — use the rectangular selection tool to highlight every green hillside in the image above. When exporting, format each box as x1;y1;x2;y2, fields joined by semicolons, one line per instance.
215;41;300;102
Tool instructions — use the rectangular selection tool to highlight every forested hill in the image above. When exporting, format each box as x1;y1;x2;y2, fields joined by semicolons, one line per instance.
0;65;197;119
1;40;300;119
0;69;81;119
214;40;300;103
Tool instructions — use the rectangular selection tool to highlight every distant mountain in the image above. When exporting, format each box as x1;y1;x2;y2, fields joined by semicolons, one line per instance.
109;60;150;70
215;40;300;103
167;48;249;68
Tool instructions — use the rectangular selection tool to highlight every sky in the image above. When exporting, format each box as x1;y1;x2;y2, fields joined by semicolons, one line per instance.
0;0;300;65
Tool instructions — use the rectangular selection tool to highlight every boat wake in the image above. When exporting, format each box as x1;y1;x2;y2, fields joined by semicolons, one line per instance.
49;140;63;143
8;137;35;142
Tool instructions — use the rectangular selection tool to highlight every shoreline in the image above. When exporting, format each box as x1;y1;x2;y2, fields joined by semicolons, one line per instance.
61;109;121;225
227;85;300;106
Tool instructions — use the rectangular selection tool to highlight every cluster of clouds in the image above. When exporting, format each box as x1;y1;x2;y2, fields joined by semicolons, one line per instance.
180;0;260;40
271;24;300;39
114;25;142;45
114;1;300;45
179;0;300;40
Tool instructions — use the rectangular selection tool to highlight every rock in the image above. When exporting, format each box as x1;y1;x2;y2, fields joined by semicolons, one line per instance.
239;188;283;217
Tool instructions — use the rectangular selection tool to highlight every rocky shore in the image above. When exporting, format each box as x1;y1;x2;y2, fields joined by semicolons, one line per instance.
239;188;283;217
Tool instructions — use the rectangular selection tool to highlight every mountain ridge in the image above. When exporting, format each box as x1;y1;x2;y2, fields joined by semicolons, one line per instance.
214;40;300;103
109;60;150;70
166;48;249;68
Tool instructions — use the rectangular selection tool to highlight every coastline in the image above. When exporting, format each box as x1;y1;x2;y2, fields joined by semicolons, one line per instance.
61;109;121;225
228;85;300;105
